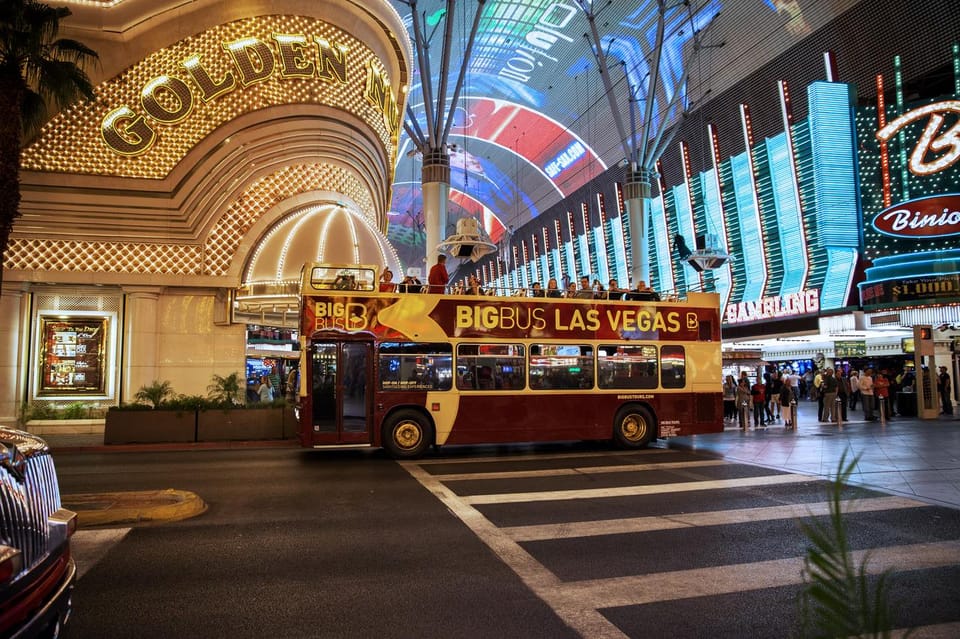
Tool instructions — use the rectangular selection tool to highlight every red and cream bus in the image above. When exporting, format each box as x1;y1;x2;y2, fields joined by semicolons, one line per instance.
296;264;723;458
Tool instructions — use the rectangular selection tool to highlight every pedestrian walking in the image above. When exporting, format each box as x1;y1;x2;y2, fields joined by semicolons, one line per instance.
779;378;795;429
938;366;953;415
860;368;876;421
849;369;860;410
820;368;838;423
723;375;737;423
875;370;892;419
766;371;782;422
751;377;767;428
736;378;752;430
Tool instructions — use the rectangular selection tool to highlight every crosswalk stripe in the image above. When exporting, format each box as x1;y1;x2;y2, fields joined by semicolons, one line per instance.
434;459;729;482
413;448;673;466
71;528;131;580
462;472;817;504
544;540;960;609
503;495;928;541
891;622;960;638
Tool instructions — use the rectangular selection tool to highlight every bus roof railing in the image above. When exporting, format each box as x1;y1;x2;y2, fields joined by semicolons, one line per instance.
300;263;714;304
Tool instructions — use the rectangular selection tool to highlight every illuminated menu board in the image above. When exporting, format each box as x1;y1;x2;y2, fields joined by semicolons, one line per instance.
39;317;107;395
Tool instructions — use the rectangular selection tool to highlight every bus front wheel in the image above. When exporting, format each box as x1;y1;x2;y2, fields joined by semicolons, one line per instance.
613;405;656;449
383;410;433;459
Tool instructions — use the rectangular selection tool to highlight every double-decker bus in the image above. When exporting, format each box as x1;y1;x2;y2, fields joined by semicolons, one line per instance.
296;264;723;458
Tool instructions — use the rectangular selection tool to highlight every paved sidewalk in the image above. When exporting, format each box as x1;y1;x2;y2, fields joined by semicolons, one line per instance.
666;399;960;509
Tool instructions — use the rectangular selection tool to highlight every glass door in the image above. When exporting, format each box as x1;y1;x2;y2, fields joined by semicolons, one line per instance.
309;339;372;445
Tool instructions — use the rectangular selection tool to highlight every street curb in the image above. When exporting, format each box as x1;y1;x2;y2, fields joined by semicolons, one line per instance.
63;489;208;527
51;438;300;454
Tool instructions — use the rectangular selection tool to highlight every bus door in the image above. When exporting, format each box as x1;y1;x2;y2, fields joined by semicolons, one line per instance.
308;338;373;445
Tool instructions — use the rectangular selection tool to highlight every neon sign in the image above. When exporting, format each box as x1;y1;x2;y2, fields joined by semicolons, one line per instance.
725;289;820;324
872;193;960;238
875;100;960;176
101;34;401;156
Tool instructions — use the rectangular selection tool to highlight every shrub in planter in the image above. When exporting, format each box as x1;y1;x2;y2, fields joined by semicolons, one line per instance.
133;380;176;408
207;372;245;406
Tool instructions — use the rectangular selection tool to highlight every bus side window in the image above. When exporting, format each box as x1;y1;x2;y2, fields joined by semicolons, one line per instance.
660;345;686;389
528;344;593;390
457;344;525;391
379;342;452;391
598;344;658;389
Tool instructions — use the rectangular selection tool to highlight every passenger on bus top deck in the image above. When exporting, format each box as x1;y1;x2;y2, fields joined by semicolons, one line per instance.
546;278;562;298
531;282;545;297
428;254;449;293
575;275;595;299
399;274;422;293
592;279;606;299
608;279;625;300
379;268;396;293
628;281;660;302
463;274;484;295
565;281;578;298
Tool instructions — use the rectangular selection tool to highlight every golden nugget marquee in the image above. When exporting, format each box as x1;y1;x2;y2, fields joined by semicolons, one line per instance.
0;1;410;423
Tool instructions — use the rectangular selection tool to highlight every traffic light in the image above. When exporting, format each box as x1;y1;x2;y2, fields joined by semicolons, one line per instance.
913;325;934;356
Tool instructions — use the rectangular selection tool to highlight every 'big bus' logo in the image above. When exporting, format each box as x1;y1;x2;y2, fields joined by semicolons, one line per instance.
314;301;368;331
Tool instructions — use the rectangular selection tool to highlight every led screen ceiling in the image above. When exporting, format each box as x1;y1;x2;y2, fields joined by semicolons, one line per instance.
386;0;862;268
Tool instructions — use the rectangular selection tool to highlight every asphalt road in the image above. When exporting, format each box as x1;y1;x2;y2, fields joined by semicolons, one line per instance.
54;444;960;638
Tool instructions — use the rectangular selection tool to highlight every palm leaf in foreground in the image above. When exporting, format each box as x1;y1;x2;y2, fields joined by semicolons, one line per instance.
797;450;901;639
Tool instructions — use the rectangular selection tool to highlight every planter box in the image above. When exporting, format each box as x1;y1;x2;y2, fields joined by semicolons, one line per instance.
197;407;285;441
104;410;197;444
26;418;105;436
282;405;299;439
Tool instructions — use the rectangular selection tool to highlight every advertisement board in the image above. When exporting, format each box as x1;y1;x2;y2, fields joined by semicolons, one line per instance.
38;317;108;395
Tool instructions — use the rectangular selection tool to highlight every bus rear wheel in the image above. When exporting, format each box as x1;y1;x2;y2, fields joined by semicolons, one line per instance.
613;405;656;449
383;410;433;459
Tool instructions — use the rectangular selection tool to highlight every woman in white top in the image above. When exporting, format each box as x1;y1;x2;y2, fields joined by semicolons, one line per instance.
859;368;875;420
258;375;274;402
849;370;860;409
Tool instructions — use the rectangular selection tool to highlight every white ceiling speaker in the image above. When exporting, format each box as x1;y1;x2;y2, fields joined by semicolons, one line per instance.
436;217;497;262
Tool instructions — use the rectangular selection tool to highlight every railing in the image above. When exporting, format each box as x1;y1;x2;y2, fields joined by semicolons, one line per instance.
398;283;685;301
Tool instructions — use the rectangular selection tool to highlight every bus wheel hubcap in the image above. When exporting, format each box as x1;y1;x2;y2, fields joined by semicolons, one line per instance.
396;423;421;449
623;416;645;441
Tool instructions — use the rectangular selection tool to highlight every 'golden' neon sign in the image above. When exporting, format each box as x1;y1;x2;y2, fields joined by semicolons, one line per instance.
101;33;401;156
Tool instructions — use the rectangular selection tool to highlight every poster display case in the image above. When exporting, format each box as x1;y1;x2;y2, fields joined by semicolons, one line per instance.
38;316;108;395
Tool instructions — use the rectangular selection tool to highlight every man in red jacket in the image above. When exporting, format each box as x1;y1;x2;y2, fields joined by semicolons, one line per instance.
428;254;449;293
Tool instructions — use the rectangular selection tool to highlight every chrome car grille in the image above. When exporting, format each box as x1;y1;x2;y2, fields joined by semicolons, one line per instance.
1;433;63;575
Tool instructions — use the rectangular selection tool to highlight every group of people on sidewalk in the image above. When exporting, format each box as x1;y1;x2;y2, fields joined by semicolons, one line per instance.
723;364;954;431
723;370;798;430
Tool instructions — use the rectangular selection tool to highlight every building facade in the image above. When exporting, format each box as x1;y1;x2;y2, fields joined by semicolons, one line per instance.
1;0;410;421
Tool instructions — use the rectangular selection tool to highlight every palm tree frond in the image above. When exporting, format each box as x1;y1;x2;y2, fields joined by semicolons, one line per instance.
797;450;898;638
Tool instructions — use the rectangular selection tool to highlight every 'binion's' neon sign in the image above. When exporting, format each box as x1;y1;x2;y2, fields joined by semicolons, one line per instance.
100;33;402;156
876;100;960;176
